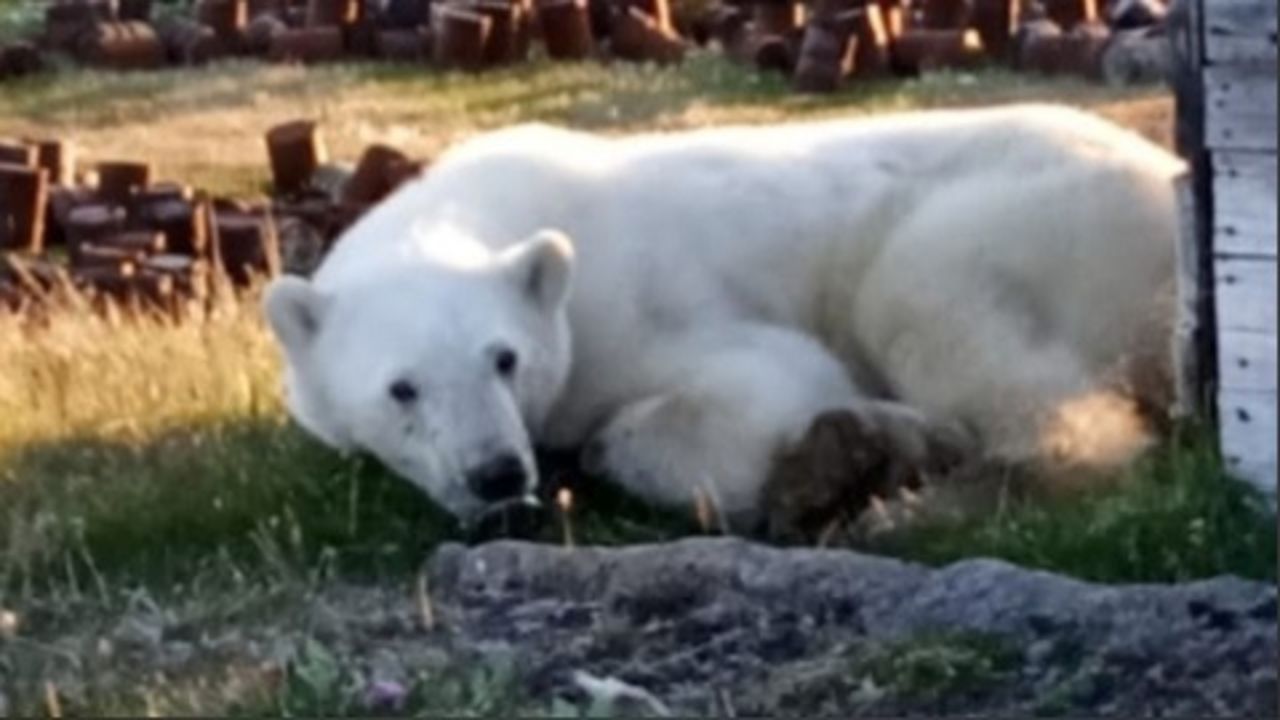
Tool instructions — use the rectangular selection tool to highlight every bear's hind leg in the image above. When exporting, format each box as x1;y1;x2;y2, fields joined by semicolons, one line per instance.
582;324;970;533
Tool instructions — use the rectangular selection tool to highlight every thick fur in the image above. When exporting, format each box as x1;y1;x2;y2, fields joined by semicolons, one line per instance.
262;104;1184;528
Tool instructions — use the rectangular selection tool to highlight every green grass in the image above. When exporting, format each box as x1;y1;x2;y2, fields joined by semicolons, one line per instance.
0;0;41;45
853;630;1021;706
864;423;1278;583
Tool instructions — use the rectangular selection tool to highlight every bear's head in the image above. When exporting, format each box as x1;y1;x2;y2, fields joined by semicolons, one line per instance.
262;229;575;526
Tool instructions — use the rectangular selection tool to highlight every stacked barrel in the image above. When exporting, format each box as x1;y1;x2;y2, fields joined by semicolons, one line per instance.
0;139;232;312
0;117;437;315
0;0;692;78
701;0;1165;93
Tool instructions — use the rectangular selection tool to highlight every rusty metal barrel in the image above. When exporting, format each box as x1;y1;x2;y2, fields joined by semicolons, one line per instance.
76;20;167;69
0;165;49;254
342;143;412;207
197;0;249;38
265;120;329;196
432;5;493;70
96;160;152;209
849;4;890;77
610;7;685;64
268;26;346;63
891;28;985;73
0;140;37;168
146;198;207;256
34;139;77;187
473;1;523;66
305;0;360;26
66;203;127;264
214;211;280;286
46;1;116;52
792;20;854;93
377;27;432;60
754;0;804;36
538;0;594;60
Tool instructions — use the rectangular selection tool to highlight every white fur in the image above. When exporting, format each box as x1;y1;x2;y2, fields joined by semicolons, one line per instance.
263;104;1184;527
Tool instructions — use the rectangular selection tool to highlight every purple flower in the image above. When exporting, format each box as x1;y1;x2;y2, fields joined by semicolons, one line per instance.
365;679;408;711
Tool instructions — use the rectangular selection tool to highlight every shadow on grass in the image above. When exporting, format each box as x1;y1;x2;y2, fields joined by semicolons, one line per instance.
0;418;453;594
0;417;694;598
1;413;1268;604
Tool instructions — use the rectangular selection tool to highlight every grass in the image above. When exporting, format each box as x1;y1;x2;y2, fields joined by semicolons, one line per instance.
752;629;1020;715
853;630;1020;706
863;423;1279;583
0;55;1272;715
2;52;1173;197
0;0;41;45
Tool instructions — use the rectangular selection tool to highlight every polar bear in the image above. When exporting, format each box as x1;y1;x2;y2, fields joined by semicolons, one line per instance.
262;103;1184;532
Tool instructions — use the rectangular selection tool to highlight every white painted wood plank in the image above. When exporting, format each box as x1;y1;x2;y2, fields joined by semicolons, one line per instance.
1227;457;1278;498
1217;328;1278;392
1212;151;1277;258
1204;0;1278;64
1204;66;1278;152
1203;0;1278;39
1214;257;1277;334
1218;388;1278;495
1206;34;1278;65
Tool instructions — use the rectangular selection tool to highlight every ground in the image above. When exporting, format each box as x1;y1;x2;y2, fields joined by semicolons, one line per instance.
0;56;1274;716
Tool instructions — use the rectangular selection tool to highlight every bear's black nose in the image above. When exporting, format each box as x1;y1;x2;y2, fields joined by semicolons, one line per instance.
466;453;528;502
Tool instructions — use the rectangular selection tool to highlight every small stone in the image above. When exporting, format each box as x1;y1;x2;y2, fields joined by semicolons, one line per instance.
0;609;17;638
111;616;163;652
164;640;195;667
1027;639;1054;666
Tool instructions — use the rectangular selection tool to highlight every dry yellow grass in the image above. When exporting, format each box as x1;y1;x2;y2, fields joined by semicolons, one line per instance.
0;290;280;449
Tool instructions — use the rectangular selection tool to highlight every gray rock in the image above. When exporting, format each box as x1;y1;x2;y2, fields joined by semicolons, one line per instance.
424;537;1278;715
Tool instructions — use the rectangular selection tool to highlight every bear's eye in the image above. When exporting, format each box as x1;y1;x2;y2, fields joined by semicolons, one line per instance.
388;379;419;404
494;347;518;379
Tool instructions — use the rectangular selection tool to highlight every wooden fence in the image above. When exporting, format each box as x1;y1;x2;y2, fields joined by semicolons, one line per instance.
1171;0;1276;496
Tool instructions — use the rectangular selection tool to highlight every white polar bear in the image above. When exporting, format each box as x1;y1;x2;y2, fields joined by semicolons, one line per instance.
263;103;1184;531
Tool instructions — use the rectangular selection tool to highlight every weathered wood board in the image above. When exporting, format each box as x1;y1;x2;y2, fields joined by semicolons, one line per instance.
1204;0;1279;65
1214;257;1278;335
1191;0;1278;498
1218;388;1278;494
1204;65;1278;153
1212;152;1278;258
1217;328;1278;393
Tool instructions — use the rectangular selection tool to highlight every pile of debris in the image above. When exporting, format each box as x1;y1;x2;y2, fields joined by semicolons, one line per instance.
703;0;1170;91
0;119;426;313
0;0;1169;88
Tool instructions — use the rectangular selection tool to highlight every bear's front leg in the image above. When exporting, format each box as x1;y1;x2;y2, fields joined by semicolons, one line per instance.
580;324;971;534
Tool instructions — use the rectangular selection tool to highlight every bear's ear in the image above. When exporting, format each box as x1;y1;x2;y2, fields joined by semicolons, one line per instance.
499;229;575;313
263;275;328;355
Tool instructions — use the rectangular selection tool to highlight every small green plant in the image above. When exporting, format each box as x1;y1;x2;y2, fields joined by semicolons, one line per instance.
853;631;1020;705
279;638;351;716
